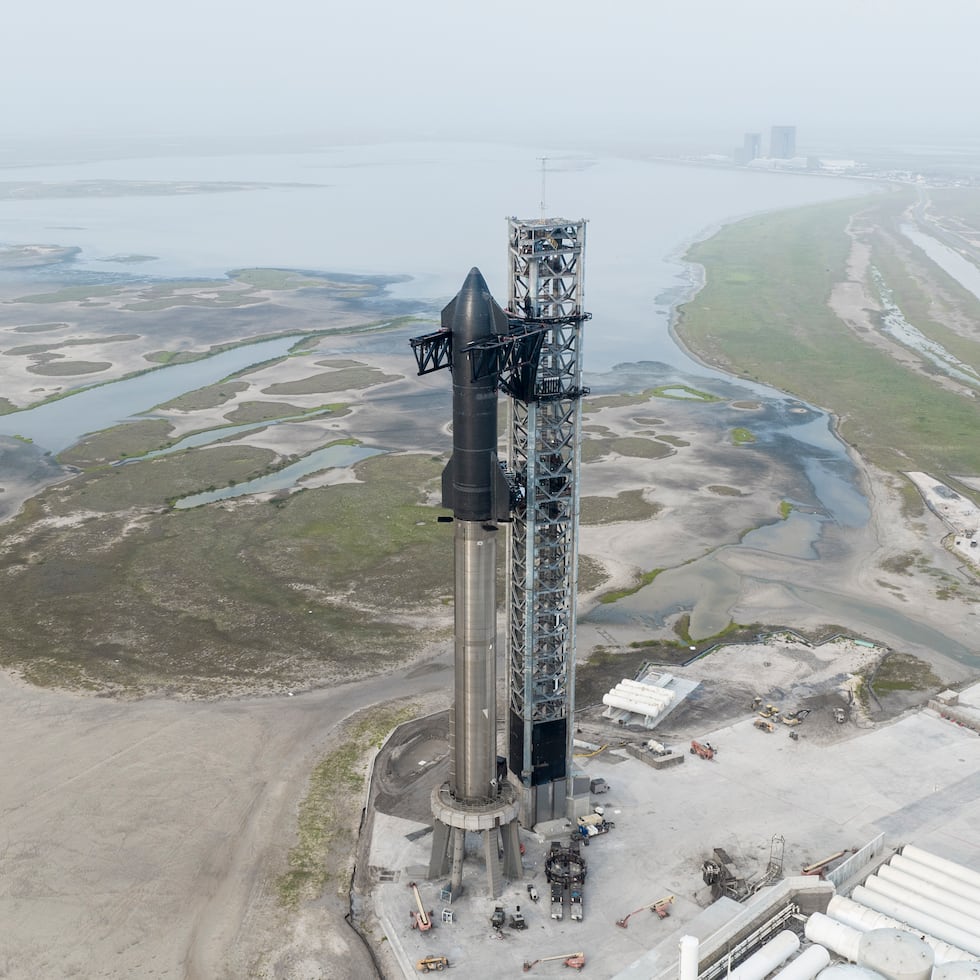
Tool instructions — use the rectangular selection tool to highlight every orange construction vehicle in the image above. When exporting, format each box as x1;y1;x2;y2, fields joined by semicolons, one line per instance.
409;881;432;931
690;740;715;760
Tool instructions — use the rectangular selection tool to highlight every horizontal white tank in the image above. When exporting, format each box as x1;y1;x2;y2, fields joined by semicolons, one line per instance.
852;886;980;958
826;896;976;965
817;965;886;980
602;693;670;720
863;877;980;939
772;945;831;980
605;682;673;707
890;855;980;909
807;913;862;962
857;928;933;980
878;866;980;919
902;847;980;894
728;930;801;980
932;964;980;980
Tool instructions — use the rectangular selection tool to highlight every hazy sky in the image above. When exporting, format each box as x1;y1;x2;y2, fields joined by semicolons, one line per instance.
4;0;977;149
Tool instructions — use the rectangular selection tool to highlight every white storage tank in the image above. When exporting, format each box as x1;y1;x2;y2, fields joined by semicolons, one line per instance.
879;865;980;916
771;944;831;980
679;935;699;980
817;965;887;980
932;964;980;980
807;912;862;961
890;855;980;909
902;847;980;894
851;886;980;958
825;896;976;965
728;930;801;980
863;876;980;936
857;929;933;980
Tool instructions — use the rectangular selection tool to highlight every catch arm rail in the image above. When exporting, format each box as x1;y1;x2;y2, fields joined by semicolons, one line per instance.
410;313;591;403
410;329;452;375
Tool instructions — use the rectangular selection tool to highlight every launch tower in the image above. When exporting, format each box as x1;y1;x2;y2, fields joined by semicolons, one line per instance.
504;218;590;825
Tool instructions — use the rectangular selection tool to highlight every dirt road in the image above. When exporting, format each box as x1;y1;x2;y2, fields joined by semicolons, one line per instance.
0;653;452;979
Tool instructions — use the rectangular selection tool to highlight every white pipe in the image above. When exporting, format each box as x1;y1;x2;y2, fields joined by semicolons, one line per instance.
727;930;800;980
863;877;980;938
679;934;699;980
890;855;980;909
852;886;980;957
807;912;862;961
825;896;977;965
902;847;980;894
878;866;980;918
772;945;831;980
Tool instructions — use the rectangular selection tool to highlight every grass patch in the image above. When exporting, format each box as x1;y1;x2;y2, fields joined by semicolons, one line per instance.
577;554;609;593
26;360;112;376
581;436;673;463
261;365;400;396
276;701;420;909
580;490;662;525
651;384;722;402
708;485;743;497
676;191;980;479
869;652;942;695
222;400;308;424
779;500;794;519
155;381;250;411
0;452;452;695
731;427;756;445
597;568;662;604
57;419;176;467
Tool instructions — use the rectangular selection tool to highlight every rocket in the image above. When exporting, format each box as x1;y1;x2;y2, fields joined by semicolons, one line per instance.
440;268;513;802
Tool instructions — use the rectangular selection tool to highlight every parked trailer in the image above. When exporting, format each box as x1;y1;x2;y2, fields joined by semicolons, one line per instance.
570;888;583;921
551;883;564;920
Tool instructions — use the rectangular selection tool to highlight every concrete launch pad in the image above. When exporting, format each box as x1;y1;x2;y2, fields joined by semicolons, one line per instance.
361;683;980;979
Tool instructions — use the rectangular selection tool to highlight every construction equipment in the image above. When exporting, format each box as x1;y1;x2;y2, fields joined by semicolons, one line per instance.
575;812;614;842
834;707;847;724
416;956;450;972
690;740;715;760
789;730;800;741
527;883;539;902
491;905;506;929
523;952;586;972
616;894;674;928
758;703;780;719
550;883;564;920
510;905;528;930
569;887;583;921
752;696;763;711
754;718;774;733
409;882;433;932
783;709;810;726
589;777;609;794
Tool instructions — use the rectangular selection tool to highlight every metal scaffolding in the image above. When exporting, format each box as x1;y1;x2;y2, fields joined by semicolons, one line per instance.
504;217;590;824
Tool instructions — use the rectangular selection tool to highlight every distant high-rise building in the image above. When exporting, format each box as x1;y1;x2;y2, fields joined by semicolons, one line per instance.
770;126;797;159
743;133;761;162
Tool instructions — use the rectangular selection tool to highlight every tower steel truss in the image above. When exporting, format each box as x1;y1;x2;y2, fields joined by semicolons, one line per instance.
504;217;589;823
